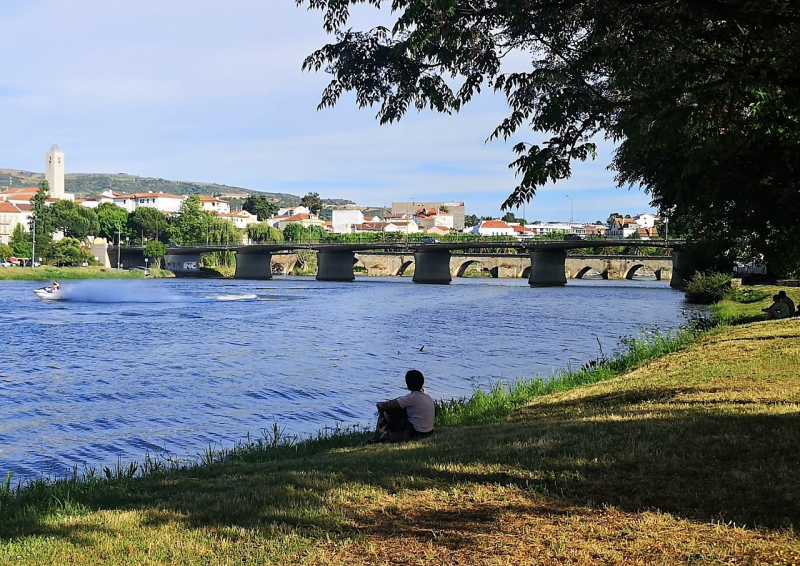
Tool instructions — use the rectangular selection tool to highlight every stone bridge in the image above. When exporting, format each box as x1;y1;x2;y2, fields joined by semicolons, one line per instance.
356;253;673;281
107;240;687;287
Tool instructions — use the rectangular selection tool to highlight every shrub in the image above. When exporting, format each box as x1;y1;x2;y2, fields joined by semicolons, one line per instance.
684;271;732;303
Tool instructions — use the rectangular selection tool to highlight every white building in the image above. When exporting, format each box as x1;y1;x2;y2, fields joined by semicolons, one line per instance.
277;205;310;217
199;195;231;215
331;209;365;233
0;201;33;245
113;192;184;214
413;208;454;231
219;210;258;231
608;217;639;238
633;213;659;228
469;220;515;237
77;190;119;209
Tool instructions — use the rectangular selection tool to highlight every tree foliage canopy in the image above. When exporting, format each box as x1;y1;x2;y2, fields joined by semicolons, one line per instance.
169;196;209;245
300;0;800;273
300;192;324;215
129;207;168;243
247;222;284;243
242;195;279;221
96;202;131;242
50;200;99;240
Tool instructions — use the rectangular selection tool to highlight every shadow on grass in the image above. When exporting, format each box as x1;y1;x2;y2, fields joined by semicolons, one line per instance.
3;382;799;545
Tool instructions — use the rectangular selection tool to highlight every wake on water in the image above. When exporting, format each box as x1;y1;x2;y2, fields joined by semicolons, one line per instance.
215;294;258;301
52;281;259;303
56;281;185;303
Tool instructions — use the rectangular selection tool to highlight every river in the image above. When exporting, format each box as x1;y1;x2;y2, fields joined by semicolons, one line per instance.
0;276;693;479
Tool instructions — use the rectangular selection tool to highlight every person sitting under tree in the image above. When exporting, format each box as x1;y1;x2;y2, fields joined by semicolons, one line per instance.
778;290;796;317
764;294;790;320
368;369;435;444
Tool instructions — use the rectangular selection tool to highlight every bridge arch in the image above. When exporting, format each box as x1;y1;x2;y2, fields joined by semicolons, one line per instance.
521;266;531;278
575;266;608;279
397;260;414;276
454;259;479;277
624;264;646;279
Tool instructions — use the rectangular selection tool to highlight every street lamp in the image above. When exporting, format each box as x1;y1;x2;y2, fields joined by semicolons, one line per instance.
664;217;669;243
565;195;574;234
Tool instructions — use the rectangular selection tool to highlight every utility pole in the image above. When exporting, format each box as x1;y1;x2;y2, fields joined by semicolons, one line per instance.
565;195;574;234
117;224;121;270
31;217;36;269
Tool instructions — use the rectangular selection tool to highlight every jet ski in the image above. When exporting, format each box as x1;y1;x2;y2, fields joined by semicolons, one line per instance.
34;286;61;300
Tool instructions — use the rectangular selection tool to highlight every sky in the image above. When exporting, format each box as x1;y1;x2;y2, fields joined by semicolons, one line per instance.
0;0;655;222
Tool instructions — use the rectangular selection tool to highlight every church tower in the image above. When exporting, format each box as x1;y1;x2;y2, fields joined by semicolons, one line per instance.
45;144;66;199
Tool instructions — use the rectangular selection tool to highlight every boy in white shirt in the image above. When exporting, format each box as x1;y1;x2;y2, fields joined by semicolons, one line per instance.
369;369;435;443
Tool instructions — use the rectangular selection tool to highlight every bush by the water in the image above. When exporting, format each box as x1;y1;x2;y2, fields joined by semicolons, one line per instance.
684;271;732;303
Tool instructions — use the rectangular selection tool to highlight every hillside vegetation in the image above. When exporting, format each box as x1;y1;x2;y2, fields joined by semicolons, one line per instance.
0;169;332;205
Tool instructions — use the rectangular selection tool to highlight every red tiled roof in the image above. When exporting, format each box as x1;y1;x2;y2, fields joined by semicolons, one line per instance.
281;213;311;222
0;202;21;213
481;221;512;229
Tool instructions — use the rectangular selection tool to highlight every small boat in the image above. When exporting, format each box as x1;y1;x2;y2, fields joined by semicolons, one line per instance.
34;286;61;300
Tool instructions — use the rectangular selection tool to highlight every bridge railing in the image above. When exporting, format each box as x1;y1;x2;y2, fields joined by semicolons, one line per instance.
112;234;681;249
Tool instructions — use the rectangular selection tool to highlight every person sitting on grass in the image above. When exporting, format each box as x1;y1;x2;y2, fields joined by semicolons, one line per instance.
778;290;796;317
369;369;435;444
764;294;790;320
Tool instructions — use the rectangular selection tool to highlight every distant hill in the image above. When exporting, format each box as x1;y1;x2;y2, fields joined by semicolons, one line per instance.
0;169;305;203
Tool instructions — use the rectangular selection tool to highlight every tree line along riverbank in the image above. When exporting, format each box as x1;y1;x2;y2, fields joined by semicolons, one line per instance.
0;287;798;564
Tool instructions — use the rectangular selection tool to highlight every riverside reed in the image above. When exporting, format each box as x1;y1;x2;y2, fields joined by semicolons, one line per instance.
1;291;799;564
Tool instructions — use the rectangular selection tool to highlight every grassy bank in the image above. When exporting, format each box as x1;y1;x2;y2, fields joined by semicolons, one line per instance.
0;267;144;281
1;293;799;564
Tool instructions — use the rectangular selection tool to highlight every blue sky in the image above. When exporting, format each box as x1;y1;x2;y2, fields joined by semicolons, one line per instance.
0;0;655;222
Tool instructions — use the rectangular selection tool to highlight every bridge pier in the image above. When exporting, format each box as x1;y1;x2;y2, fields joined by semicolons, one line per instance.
413;250;452;284
528;250;567;287
317;250;356;281
670;250;688;289
234;252;273;279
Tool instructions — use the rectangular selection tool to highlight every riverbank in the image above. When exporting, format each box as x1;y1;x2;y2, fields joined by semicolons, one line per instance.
0;266;145;281
0;266;177;280
1;289;798;564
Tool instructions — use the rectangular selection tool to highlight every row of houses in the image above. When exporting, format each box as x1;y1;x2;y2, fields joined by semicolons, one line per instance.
466;216;660;240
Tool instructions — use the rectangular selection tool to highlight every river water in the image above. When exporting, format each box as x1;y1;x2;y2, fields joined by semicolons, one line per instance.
0;276;692;479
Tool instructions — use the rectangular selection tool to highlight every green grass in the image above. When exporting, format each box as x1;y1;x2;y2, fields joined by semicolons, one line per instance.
0;266;144;281
711;284;796;325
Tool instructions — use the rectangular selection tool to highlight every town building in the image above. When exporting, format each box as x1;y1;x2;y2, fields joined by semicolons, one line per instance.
413;207;454;231
276;213;325;231
112;192;184;214
199;195;231;215
219;210;259;231
0;201;32;245
392;201;465;230
469;220;515;237
331;209;365;233
633;213;659;228
77;190;119;208
608;217;639;238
